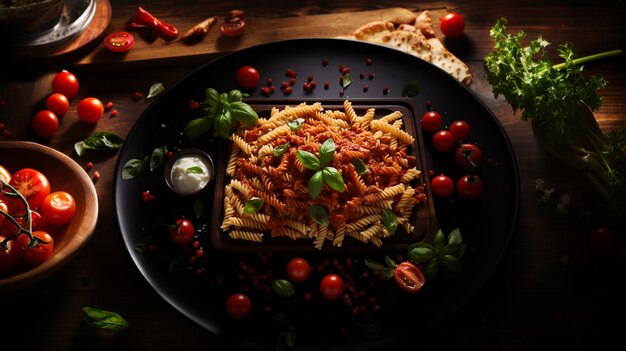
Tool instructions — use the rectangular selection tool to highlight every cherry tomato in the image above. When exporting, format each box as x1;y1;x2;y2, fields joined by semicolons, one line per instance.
456;174;483;200
40;191;76;226
3;210;49;237
0;200;8;232
455;143;483;169
432;130;456;153
77;97;104;123
52;70;79;99
45;93;70;116
440;12;465;38
169;219;195;245
448;120;471;141
431;174;454;199
225;293;252;319
589;226;617;254
286;257;311;283
32;110;59;138
320;273;344;301
104;31;135;53
393;261;426;294
14;231;54;266
7;168;51;212
0;235;16;275
236;66;261;90
421;111;443;134
221;19;246;37
0;165;10;183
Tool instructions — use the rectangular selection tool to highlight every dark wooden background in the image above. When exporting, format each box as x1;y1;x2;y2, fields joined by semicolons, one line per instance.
1;1;625;350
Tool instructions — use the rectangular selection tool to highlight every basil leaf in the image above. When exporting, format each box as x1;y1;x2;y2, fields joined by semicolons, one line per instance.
402;80;420;97
219;93;230;107
214;108;232;139
447;227;462;245
384;254;397;268
244;197;264;214
342;73;352;88
273;143;290;157
424;258;439;280
308;170;324;199
407;241;435;252
287;118;305;131
296;150;321;171
441;243;461;255
438;254;463;272
193;198;204;218
433;229;445;253
230;101;259;126
358;323;384;340
408;245;435;263
309;205;328;226
82;307;131;330
149;146;167;171
271;311;295;330
319;138;336;166
379;267;395;281
134;236;152;253
276;331;297;351
186;166;204;174
272;279;296;297
381;209;398;235
147;82;165;99
457;243;467;258
184;117;212;141
75;132;125;156
227;89;243;103
351;158;369;175
364;259;386;271
322;167;345;193
204;88;220;106
122;158;145;180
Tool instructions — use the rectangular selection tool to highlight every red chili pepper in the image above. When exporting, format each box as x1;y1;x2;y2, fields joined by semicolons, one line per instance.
128;6;179;38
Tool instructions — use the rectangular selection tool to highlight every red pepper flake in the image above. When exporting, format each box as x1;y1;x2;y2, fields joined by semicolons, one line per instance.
339;64;345;72
283;86;293;95
383;86;389;95
285;68;297;78
363;83;369;92
341;67;350;75
0;122;5;130
267;78;273;85
86;162;94;170
110;109;119;117
368;73;375;80
322;58;328;66
93;171;101;180
188;100;200;110
261;87;271;96
195;268;203;276
307;75;313;82
3;128;12;136
193;240;200;248
428;169;435;177
166;151;173;158
339;88;344;97
142;190;156;203
359;72;365;79
280;81;289;90
189;255;197;263
323;82;329;89
289;77;296;86
105;101;114;111
195;249;204;258
310;81;316;89
269;86;275;93
366;58;372;66
131;91;143;101
425;100;433;109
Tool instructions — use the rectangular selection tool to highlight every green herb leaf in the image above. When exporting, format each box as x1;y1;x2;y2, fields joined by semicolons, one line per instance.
74;132;125;156
227;89;243;103
230;101;259;126
423;258;439;280
273;143;290;157
438;254;463;272
402;80;420;97
433;229;445;253
134;236;152;253
319;138;336;166
381;209;398;235
407;241;434;252
244;197;264;214
214;108;232;139
186;166;204;174
168;259;183;273
149;146;167;171
309;205;328;226
308;170;324;199
193;198;204;218
351;158;369;175
379;267;395;281
384;255;397;268
82;307;131;330
204;87;220;107
364;259;386;271
447;227;462;245
358;323;384;340
272;279;296;297
408;245;435;263
342;73;352;88
441;243;461;256
147;82;165;99
287;118;305;131
276;331;297;351
296;150;321;171
121;158;145;180
322;167;345;193
184;117;213;141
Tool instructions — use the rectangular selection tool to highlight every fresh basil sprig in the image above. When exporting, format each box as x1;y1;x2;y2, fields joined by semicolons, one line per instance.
272;279;295;297
82;307;131;331
351;158;369;175
273;143;290;157
364;255;397;281
381;209;398;235
309;205;329;226
408;228;465;279
121;146;168;180
296;138;345;199
184;88;259;140
74;131;124;156
244;197;264;214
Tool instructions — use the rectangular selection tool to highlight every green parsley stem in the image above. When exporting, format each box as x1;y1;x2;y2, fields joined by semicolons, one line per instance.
552;49;623;70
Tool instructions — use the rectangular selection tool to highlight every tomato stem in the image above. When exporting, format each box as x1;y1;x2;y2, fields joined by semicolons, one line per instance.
0;179;34;241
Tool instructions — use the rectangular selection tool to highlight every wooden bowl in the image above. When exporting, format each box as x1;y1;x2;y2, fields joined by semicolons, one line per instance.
0;141;98;292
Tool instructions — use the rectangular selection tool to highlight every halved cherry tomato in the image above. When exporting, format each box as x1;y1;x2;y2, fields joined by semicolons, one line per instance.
440;12;465;38
220;20;246;37
40;191;76;226
52;70;79;99
104;31;135;53
225;293;252;319
456;174;483;200
236;66;261;90
449;120;471;141
7;168;51;212
45;93;70;116
32;110;59;138
320;273;344;301
14;231;54;266
393;261;425;294
169;219;194;245
455;143;483;169
431;174;454;199
0;165;10;183
286;257;311;283
432;130;456;153
77;97;104;123
421;111;443;134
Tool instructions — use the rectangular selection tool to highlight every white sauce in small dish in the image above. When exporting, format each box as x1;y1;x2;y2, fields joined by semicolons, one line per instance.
169;155;212;195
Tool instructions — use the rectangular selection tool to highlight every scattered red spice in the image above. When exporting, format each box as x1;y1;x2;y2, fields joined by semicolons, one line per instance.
289;77;296;86
363;83;369;92
131;91;143;101
283;86;293;95
0;122;5;130
261;87;271;97
267;78;273;85
285;68;297;78
86;162;94;170
93;171;101;180
323;82;330;89
195;249;204;258
188;100;200;110
383;86;389;95
105;101;114;110
368;73;375;80
141;190;155;203
425;100;433;109
359;72;365;79
322;58;328;66
341;67;350;75
110;109;119;117
366;57;372;66
166;151;173;158
339;88;344;97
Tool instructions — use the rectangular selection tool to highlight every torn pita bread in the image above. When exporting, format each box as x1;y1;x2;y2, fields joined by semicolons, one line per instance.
353;21;395;43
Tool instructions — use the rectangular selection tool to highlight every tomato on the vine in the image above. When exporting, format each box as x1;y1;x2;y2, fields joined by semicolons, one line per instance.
32;110;59;138
320;273;344;301
0;235;16;275
432;130;456;153
393;261;425;294
52;70;79;99
225;293;252;319
14;231;54;266
0;165;10;183
286;257;311;283
589;226;617;254
40;191;76;226
3;210;49;237
421;111;443;133
431;174;454;198
455;143;483;169
169;219;195;245
7;168;51;212
449;120;471;141
0;200;8;232
456;174;483;200
46;93;70;116
440;12;465;38
236;66;261;90
77;97;104;123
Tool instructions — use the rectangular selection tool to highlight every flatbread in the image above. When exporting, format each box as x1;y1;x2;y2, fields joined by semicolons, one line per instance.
353;21;395;43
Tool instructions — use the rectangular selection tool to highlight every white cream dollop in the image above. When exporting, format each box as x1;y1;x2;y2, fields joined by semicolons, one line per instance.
170;155;211;195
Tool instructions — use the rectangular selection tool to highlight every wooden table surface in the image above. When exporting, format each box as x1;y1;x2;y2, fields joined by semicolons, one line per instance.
1;1;625;350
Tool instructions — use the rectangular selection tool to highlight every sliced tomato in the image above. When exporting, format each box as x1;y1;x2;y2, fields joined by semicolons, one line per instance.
221;19;246;37
393;261;425;294
104;31;135;53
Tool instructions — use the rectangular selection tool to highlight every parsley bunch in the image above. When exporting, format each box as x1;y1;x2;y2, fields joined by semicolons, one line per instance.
484;18;626;222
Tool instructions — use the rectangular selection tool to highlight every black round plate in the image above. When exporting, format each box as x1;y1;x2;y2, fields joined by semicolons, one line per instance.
114;38;519;351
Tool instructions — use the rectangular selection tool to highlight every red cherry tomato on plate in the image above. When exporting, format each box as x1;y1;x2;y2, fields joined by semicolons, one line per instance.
14;230;54;266
320;273;344;301
421;111;443;133
46;93;70;116
286;257;311;283
236;66;261;90
432;130;456;153
455;143;483;169
226;293;252;319
456;174;483;200
431;174;454;199
169;219;194;245
40;191;76;226
7;168;51;212
448;120;471;141
393;261;426;294
104;31;135;53
440;12;465;38
589;226;617;254
32;110;59;138
52;70;79;99
77;97;104;123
